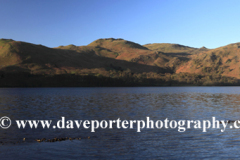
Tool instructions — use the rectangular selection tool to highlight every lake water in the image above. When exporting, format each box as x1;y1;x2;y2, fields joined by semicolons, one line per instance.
1;87;240;159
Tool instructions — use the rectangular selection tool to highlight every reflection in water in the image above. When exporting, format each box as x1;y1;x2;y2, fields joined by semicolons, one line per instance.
0;87;240;159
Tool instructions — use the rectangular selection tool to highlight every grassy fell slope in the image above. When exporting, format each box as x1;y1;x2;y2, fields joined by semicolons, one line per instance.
144;43;209;56
57;38;174;69
176;42;240;79
86;38;189;70
0;39;22;66
88;38;149;51
87;38;160;62
144;43;196;52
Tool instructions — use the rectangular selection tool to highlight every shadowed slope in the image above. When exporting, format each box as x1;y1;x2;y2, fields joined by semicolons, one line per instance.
0;39;172;76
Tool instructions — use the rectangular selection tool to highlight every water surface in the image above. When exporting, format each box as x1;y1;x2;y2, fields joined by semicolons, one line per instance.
0;87;240;159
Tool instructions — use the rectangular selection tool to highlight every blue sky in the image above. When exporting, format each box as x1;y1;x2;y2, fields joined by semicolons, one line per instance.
1;0;240;49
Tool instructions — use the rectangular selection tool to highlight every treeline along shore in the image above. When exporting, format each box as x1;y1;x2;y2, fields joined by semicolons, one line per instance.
0;71;239;87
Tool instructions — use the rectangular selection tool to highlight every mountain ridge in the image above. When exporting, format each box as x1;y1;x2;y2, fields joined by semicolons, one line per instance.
1;38;240;86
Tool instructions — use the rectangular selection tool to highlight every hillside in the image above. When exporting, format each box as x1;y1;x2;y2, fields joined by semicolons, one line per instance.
68;38;191;70
0;38;240;87
176;42;240;79
0;38;172;75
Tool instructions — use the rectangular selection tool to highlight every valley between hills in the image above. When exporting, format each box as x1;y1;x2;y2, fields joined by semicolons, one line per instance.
0;38;240;87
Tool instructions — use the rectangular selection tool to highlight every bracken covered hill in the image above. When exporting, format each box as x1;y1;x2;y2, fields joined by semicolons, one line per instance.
176;42;240;79
0;38;240;87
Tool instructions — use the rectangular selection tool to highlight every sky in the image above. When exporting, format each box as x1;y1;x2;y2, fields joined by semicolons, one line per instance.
1;0;240;49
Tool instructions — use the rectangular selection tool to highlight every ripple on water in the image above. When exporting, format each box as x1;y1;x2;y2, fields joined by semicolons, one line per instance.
0;87;239;159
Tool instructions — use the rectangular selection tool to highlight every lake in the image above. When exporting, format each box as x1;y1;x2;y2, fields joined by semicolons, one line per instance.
1;87;240;159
